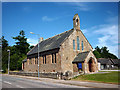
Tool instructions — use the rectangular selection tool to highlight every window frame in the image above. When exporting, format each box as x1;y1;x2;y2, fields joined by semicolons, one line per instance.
82;41;84;51
77;36;80;50
73;39;75;50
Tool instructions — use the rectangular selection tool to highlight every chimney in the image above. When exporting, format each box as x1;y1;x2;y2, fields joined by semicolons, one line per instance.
40;37;44;42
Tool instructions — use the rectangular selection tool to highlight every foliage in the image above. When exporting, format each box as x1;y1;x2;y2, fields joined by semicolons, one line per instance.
13;30;30;56
2;30;31;73
2;36;8;50
93;46;118;59
2;36;9;73
93;50;101;58
29;45;34;50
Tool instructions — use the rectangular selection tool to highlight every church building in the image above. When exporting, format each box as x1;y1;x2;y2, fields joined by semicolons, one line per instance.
22;14;98;75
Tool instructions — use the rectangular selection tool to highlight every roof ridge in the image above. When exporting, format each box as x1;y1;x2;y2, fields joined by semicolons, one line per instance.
42;29;73;42
27;29;73;55
79;51;90;54
79;29;93;49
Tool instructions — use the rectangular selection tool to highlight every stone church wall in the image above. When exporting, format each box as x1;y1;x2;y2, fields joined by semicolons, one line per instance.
60;29;93;74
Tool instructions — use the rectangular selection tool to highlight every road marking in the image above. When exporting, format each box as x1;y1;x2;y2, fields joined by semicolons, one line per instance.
16;85;24;88
3;81;12;85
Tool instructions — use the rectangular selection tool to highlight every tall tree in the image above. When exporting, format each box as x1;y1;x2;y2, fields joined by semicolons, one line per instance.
94;46;118;59
12;30;30;70
95;46;101;54
93;50;101;58
13;30;30;56
2;36;8;50
2;36;9;73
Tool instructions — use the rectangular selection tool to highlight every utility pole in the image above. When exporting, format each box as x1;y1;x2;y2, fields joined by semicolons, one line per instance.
7;49;10;75
30;32;40;78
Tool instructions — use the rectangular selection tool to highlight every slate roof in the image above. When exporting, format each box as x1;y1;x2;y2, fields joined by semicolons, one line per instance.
111;59;119;65
72;51;90;63
27;29;74;55
97;58;113;64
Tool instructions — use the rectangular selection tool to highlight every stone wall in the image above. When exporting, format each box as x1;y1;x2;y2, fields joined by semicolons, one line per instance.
60;29;93;74
23;49;61;73
23;29;94;74
84;51;98;73
9;71;58;79
9;71;73;80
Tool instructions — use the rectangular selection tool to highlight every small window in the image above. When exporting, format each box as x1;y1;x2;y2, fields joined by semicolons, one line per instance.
52;53;56;64
43;56;44;64
52;54;54;63
36;58;38;64
35;58;37;64
55;53;56;63
43;55;46;64
73;40;75;50
45;55;46;64
82;41;84;50
77;36;80;50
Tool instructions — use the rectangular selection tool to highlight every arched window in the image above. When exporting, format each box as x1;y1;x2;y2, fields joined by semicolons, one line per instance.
82;41;84;50
73;40;75;50
77;36;80;50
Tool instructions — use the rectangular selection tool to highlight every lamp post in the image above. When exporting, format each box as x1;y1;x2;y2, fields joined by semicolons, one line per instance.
7;49;10;75
30;32;40;78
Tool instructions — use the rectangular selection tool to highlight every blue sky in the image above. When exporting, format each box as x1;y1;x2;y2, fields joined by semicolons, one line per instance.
2;2;118;57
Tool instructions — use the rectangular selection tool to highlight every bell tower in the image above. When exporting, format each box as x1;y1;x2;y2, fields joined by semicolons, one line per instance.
73;14;80;30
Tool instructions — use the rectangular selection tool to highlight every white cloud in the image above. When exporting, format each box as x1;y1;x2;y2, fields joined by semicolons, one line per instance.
67;2;90;11
27;38;38;46
94;25;118;44
75;3;90;11
93;24;118;57
81;29;88;34
42;16;58;21
82;22;118;57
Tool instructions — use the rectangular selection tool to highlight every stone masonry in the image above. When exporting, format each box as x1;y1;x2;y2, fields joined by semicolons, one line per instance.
22;14;98;76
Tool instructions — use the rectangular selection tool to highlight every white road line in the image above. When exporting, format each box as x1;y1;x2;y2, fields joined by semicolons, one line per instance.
3;81;12;85
16;85;24;88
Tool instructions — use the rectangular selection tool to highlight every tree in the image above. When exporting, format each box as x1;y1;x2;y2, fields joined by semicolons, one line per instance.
29;45;34;50
13;30;30;56
95;46;101;54
2;36;8;50
12;30;30;70
93;50;101;58
94;46;118;59
2;36;9;73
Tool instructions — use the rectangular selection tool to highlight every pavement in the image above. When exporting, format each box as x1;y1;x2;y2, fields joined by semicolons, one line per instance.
1;74;119;89
1;74;89;88
100;70;120;71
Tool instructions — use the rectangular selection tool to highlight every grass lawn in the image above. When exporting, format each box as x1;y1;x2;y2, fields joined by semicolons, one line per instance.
72;71;120;84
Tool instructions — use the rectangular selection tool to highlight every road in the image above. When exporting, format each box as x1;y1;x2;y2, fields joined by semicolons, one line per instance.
1;74;88;89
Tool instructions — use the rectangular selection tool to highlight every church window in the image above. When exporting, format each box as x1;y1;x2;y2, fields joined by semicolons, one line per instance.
45;55;46;64
55;53;56;63
52;54;54;63
43;56;44;64
52;53;56;64
43;55;46;64
82;41;84;50
77;36;80;50
73;40;75;50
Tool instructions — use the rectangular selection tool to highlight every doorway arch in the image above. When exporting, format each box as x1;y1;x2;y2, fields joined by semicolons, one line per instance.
88;57;96;72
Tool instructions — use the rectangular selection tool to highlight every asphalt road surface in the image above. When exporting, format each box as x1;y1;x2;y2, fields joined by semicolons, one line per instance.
1;75;88;89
